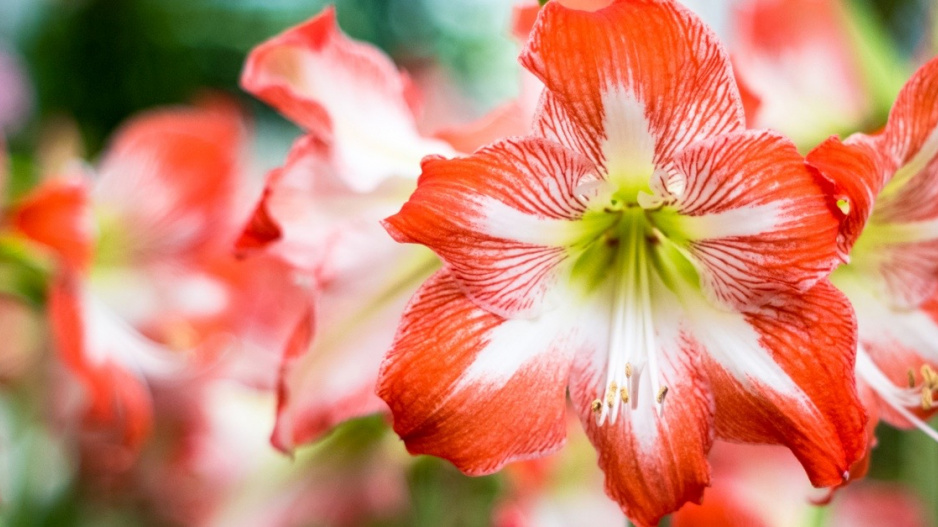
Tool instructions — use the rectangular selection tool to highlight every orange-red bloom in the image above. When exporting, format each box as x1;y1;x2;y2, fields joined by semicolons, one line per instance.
380;1;866;524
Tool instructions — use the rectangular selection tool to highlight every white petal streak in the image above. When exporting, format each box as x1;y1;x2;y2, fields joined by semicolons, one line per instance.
672;201;786;240
601;87;656;188
686;294;801;398
480;197;588;247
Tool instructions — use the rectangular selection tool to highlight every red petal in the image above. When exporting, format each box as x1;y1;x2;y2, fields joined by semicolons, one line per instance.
522;0;743;170
806;135;887;259
377;270;572;475
703;280;867;488
240;6;451;191
10;175;94;271
567;284;713;527
48;272;153;452
384;137;595;318
665;130;840;309
95;104;244;257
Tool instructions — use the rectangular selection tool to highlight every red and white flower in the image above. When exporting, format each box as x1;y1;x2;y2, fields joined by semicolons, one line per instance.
10;103;309;457
238;5;541;451
807;57;938;454
379;1;866;524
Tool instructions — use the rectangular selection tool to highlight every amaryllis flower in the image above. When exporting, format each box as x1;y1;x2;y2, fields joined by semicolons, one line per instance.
9;103;309;457
238;5;538;451
379;1;866;524
806;57;938;458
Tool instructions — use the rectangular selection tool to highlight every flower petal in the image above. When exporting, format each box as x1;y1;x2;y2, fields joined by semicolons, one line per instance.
521;0;743;172
806;135;887;260
699;280;867;488
240;6;452;191
839;275;938;429
377;270;574;475
94;104;244;258
661;130;840;309
567;276;713;527
10;175;94;271
48;272;155;452
384;137;596;318
271;242;437;452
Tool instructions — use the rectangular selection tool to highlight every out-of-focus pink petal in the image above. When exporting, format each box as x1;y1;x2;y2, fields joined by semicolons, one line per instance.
240;6;452;192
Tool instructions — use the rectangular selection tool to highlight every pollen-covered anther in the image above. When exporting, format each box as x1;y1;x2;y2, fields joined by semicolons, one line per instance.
606;383;619;408
591;399;603;413
922;365;938;390
656;386;669;404
619;387;630;404
921;386;934;411
908;368;917;388
625;362;633;378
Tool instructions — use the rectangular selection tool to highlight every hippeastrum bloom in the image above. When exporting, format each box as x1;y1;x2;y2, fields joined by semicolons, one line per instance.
807;57;938;458
238;5;543;451
379;1;866;524
9;104;309;457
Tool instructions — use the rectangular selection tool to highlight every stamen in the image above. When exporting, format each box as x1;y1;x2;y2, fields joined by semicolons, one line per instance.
656;386;669;404
620;387;630;404
625;362;632;378
857;349;938;443
908;369;917;388
591;399;603;413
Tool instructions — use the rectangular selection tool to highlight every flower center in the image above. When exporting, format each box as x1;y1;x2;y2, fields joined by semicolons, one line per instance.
573;185;699;425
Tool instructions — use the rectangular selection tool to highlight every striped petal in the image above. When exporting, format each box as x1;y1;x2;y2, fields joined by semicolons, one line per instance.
567;274;713;527
240;6;452;192
522;0;743;172
377;270;574;475
384;137;597;318
660;130;840;309
700;280;867;488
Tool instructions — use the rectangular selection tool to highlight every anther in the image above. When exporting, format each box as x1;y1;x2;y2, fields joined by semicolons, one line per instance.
909;368;917;388
656;386;669;404
625;363;632;378
922;365;938;389
591;399;603;413
922;387;934;411
619;388;630;404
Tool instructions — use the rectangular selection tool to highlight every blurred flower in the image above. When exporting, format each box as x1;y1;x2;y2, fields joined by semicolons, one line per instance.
379;1;865;525
7;102;309;467
237;4;539;452
672;442;930;527
807;57;938;470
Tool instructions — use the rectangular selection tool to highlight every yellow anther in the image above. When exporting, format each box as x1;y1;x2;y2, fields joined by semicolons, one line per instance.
625;363;633;378
591;399;603;413
922;387;934;411
909;369;917;388
656;386;669;404
922;365;938;389
619;387;630;404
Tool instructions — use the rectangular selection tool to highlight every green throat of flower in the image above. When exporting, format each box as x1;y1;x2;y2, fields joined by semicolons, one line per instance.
568;185;701;424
